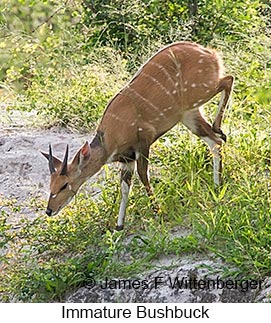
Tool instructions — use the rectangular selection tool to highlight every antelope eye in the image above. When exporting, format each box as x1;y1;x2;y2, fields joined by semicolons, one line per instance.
60;183;68;192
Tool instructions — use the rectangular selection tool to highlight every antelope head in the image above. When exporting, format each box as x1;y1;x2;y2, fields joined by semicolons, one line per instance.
41;142;91;216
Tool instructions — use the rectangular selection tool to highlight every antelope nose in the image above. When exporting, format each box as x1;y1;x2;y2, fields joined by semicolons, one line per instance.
46;208;52;216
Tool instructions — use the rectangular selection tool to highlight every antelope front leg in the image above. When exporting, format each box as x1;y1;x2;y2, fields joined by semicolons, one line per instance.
116;161;135;231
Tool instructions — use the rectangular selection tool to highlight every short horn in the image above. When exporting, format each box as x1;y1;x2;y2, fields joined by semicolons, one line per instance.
48;144;56;174
60;144;69;176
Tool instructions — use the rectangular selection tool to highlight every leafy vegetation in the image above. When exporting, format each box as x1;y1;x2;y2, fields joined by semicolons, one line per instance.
0;0;270;301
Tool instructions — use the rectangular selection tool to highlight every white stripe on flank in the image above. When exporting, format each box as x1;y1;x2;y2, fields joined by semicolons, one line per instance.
127;87;168;118
149;62;176;87
107;112;127;123
141;72;174;98
167;49;181;69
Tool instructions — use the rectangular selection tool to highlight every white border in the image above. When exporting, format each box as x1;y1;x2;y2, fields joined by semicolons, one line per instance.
1;303;270;322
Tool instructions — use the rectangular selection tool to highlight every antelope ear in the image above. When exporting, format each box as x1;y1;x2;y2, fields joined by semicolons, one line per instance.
40;151;62;171
81;141;91;159
71;141;90;169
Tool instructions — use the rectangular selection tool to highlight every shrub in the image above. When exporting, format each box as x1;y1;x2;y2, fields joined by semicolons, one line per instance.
18;47;128;129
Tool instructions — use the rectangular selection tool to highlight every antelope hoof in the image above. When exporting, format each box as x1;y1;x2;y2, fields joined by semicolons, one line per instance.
115;224;124;231
213;127;227;143
220;132;227;143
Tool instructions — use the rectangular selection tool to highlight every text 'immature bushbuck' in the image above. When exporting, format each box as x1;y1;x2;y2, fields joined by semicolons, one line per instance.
42;41;233;230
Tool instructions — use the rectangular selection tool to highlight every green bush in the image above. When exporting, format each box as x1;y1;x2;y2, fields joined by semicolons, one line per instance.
23;47;128;129
81;0;265;53
0;0;80;86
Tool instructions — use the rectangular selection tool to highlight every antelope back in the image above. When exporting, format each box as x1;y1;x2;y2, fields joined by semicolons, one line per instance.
98;41;224;151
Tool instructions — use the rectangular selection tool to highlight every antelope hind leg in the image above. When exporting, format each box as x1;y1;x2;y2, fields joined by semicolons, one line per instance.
212;75;234;142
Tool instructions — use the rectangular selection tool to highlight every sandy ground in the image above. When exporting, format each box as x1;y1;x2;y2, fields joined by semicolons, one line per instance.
0;110;90;220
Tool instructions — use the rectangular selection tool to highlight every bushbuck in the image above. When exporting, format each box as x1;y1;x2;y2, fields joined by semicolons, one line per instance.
41;41;233;230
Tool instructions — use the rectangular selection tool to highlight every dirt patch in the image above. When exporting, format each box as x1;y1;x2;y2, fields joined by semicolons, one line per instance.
0;124;88;220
